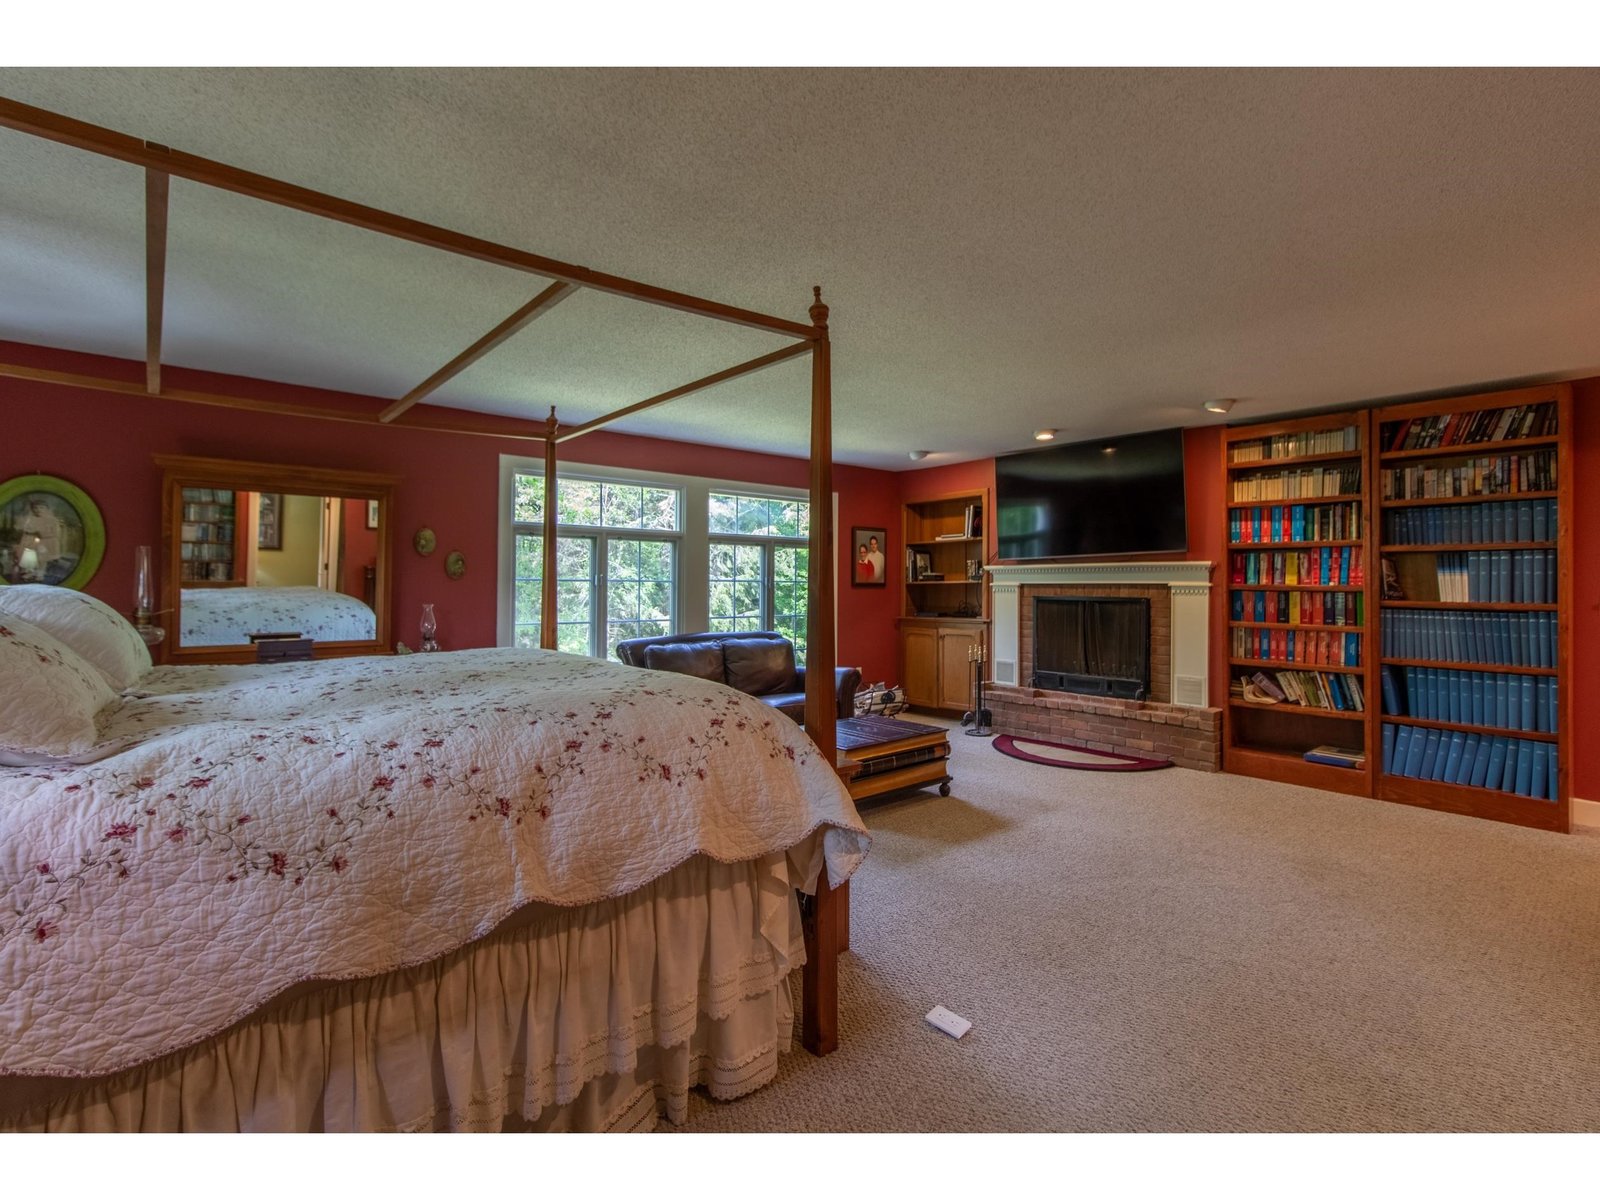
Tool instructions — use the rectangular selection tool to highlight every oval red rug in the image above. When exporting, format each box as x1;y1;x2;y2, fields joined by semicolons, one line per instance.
993;733;1173;771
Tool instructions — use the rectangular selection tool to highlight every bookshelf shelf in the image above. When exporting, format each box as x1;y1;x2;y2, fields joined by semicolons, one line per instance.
1380;490;1557;508
1228;699;1366;722
1234;583;1365;593
1228;449;1364;469
906;536;982;546
1378;435;1560;462
1227;493;1362;508
1381;600;1556;612
1371;383;1572;831
1381;657;1556;677
1228;540;1362;550
1230;621;1362;632
1381;542;1555;553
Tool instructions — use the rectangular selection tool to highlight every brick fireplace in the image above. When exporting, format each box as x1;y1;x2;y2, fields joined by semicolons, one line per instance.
984;561;1222;771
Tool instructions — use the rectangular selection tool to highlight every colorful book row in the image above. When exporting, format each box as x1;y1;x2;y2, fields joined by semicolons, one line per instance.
1232;628;1362;667
1230;501;1360;544
1230;547;1364;588
1381;610;1555;667
1232;589;1364;627
1380;449;1556;501
1380;665;1557;734
1229;464;1361;503
1228;426;1360;463
1382;725;1557;801
1381;402;1557;452
1239;668;1367;712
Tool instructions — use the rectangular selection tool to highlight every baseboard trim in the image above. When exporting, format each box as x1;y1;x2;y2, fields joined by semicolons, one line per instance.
1573;796;1599;829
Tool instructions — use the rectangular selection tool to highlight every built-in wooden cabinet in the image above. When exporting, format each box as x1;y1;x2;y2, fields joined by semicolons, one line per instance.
1222;411;1376;798
1219;383;1573;832
898;488;989;714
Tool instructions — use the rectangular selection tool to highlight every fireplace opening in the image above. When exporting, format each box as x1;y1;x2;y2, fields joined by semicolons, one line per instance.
1032;596;1151;701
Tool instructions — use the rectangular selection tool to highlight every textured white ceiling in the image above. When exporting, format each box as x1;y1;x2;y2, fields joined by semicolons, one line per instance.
2;67;1599;469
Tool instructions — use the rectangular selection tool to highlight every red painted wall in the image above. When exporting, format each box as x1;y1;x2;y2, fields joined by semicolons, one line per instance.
1;341;901;686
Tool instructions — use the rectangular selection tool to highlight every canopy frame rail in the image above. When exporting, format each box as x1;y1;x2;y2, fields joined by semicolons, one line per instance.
0;94;845;1057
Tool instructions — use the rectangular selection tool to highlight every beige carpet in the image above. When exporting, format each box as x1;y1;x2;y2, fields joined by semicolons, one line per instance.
679;719;1600;1132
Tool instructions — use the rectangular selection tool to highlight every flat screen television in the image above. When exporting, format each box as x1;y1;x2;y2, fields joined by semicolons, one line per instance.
995;427;1188;560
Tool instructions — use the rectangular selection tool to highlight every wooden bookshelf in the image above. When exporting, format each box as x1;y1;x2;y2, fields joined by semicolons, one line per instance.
177;487;248;585
898;489;989;713
1372;382;1572;831
1222;410;1376;797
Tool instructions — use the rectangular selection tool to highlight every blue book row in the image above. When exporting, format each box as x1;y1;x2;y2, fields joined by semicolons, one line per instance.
1383;498;1555;545
1379;665;1557;733
1382;724;1557;801
1421;549;1555;604
1381;610;1555;667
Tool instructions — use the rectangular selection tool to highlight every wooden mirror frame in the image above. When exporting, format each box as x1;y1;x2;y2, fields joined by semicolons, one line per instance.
155;455;398;664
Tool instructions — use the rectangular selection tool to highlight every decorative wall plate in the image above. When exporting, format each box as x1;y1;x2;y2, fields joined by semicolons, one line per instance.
413;527;436;556
445;551;466;580
0;473;106;590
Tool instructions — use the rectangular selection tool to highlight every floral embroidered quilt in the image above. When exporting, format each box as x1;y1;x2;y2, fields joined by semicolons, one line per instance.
180;585;377;646
0;648;869;1076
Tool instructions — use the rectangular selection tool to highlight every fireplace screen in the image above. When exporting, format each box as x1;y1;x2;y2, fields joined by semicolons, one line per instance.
1033;596;1151;700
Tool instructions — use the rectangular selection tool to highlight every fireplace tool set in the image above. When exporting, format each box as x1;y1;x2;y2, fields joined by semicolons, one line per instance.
961;642;994;737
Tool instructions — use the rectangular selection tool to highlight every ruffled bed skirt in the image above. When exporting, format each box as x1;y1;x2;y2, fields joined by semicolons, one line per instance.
0;841;819;1132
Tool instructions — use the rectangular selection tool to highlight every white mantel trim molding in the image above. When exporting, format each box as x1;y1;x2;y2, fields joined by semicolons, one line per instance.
985;561;1215;707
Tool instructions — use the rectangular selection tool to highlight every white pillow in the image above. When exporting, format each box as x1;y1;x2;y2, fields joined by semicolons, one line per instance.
0;584;152;690
0;613;118;762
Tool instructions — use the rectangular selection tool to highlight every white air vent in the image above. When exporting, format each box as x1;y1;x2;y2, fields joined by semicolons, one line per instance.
995;659;1016;685
1173;674;1205;707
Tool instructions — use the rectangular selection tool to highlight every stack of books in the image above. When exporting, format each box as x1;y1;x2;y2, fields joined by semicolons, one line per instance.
1303;745;1365;769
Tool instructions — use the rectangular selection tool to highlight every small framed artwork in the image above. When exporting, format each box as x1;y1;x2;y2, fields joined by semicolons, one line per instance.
258;493;283;551
366;499;380;530
851;526;888;587
0;473;106;589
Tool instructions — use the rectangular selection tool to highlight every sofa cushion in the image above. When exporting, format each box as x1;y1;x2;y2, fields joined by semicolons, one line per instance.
759;692;806;721
641;641;725;684
723;637;796;696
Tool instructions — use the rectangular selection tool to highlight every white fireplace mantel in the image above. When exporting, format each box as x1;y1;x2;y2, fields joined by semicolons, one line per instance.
984;561;1215;707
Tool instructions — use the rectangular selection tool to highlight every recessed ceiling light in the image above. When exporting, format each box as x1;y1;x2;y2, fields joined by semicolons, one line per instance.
1033;429;1056;442
908;450;931;460
1203;398;1236;414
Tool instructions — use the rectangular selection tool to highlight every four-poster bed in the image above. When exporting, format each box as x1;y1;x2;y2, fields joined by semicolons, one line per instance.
0;95;858;1128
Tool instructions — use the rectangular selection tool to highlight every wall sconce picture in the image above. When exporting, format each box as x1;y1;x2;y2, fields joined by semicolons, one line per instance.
445;551;466;580
0;473;105;589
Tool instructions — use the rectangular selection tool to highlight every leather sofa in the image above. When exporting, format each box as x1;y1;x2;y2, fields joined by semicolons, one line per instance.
614;630;860;723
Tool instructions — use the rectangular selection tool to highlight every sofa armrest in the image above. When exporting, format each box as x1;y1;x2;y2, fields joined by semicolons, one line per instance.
792;664;864;721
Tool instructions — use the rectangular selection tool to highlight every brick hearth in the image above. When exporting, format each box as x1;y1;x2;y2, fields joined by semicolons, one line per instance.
984;560;1222;771
988;684;1222;772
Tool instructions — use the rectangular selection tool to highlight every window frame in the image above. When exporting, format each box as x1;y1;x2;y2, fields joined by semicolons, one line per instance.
497;456;827;659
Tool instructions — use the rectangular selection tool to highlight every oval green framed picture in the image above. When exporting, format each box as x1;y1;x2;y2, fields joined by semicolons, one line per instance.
0;474;107;591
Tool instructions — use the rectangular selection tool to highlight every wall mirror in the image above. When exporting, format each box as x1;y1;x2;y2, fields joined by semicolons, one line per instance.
156;456;397;663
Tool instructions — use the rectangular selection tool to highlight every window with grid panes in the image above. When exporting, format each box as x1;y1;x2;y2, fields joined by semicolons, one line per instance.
707;491;810;664
510;473;680;658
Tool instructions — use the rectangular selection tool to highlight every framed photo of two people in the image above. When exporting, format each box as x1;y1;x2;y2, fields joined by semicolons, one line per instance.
851;526;887;587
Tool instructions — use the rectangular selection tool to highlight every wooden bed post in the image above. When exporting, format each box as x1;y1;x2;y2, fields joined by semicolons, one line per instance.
540;406;559;651
801;287;841;1056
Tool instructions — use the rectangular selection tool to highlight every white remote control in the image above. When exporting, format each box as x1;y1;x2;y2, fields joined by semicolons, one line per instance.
925;1005;972;1039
